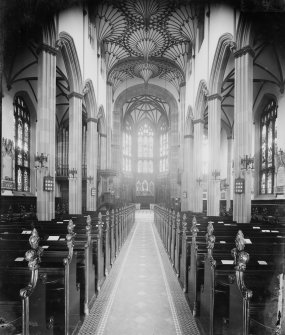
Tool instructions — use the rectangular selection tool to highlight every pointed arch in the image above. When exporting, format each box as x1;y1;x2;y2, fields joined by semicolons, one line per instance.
97;105;106;134
236;13;254;50
209;33;234;94
185;105;194;135
83;79;97;119
194;80;208;119
58;32;83;93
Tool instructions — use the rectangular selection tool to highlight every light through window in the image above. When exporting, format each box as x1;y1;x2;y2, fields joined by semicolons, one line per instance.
123;131;132;172
14;96;30;192
138;123;153;173
260;100;277;195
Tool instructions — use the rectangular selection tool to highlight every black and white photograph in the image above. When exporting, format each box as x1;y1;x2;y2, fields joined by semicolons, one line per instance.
0;0;284;334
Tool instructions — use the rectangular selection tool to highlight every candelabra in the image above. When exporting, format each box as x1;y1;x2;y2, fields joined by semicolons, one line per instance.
35;153;48;169
86;175;94;184
68;168;77;179
241;154;254;170
196;177;202;186
212;169;220;180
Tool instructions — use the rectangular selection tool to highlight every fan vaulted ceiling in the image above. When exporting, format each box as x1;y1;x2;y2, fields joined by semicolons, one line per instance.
93;0;202;95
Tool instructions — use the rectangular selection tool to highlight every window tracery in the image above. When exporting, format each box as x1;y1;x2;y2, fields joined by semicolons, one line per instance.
260;100;277;195
14;96;30;192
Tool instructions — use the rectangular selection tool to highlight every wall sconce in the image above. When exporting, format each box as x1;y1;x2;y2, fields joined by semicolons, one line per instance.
241;154;254;170
68;168;77;179
196;177;202;186
35;153;48;169
86;175;94;184
212;169;220;180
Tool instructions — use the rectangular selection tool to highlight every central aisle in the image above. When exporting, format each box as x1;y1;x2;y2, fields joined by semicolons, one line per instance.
79;210;200;335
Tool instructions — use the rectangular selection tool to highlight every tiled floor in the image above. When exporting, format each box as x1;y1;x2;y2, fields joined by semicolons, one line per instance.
78;210;200;335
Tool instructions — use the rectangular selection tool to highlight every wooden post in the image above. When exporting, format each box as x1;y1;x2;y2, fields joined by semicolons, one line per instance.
175;212;181;276
188;216;199;316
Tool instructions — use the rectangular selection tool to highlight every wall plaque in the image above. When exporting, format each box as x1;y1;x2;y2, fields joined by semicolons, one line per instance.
234;178;245;194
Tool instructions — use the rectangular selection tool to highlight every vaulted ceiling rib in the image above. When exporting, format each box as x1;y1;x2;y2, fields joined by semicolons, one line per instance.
93;0;200;95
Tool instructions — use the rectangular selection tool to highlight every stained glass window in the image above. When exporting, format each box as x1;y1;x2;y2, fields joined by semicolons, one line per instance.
14;96;30;192
260;100;277;195
137;123;153;173
123;130;132;172
159;121;168;173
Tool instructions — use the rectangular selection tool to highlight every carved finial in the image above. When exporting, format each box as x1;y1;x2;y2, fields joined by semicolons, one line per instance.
191;216;199;236
86;215;92;235
235;230;245;251
206;222;215;250
231;230;250;271
67;219;75;234
66;220;76;255
182;214;187;234
25;229;43;270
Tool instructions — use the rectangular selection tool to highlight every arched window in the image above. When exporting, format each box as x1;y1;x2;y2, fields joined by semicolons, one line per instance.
260;100;277;195
137;123;153;173
159;121;168;173
14;96;30;192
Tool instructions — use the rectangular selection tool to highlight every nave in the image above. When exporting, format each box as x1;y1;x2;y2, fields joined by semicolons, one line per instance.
79;210;200;335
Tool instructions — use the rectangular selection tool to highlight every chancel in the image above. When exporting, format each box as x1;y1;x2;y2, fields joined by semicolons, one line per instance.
0;0;285;334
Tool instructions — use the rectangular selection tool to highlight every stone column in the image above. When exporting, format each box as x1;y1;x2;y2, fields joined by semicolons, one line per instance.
100;134;107;170
184;135;193;211
179;84;186;204
192;119;204;212
233;46;254;223
68;92;83;214
36;44;56;221
106;83;112;169
182;134;194;211
226;136;234;211
207;94;222;216
86;117;98;211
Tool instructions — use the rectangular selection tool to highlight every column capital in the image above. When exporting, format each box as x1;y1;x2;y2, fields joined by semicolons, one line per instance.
227;135;234;140
37;43;58;56
180;81;186;88
193;118;205;125
234;45;255;59
87;117;98;123
68;92;83;100
207;93;222;101
184;134;194;139
100;133;107;138
107;81;113;86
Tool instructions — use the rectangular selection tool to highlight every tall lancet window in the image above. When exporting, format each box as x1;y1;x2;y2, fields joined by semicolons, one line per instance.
159;121;168;172
123;123;132;172
260;100;277;195
138;123;153;173
14;96;30;192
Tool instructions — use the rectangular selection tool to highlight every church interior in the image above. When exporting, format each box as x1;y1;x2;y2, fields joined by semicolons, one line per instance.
0;0;285;334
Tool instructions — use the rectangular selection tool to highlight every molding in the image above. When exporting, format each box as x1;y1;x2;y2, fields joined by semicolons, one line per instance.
184;134;194;139
207;93;222;101
87;117;98;123
37;43;58;56
234;45;255;59
68;92;83;100
193;118;205;125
